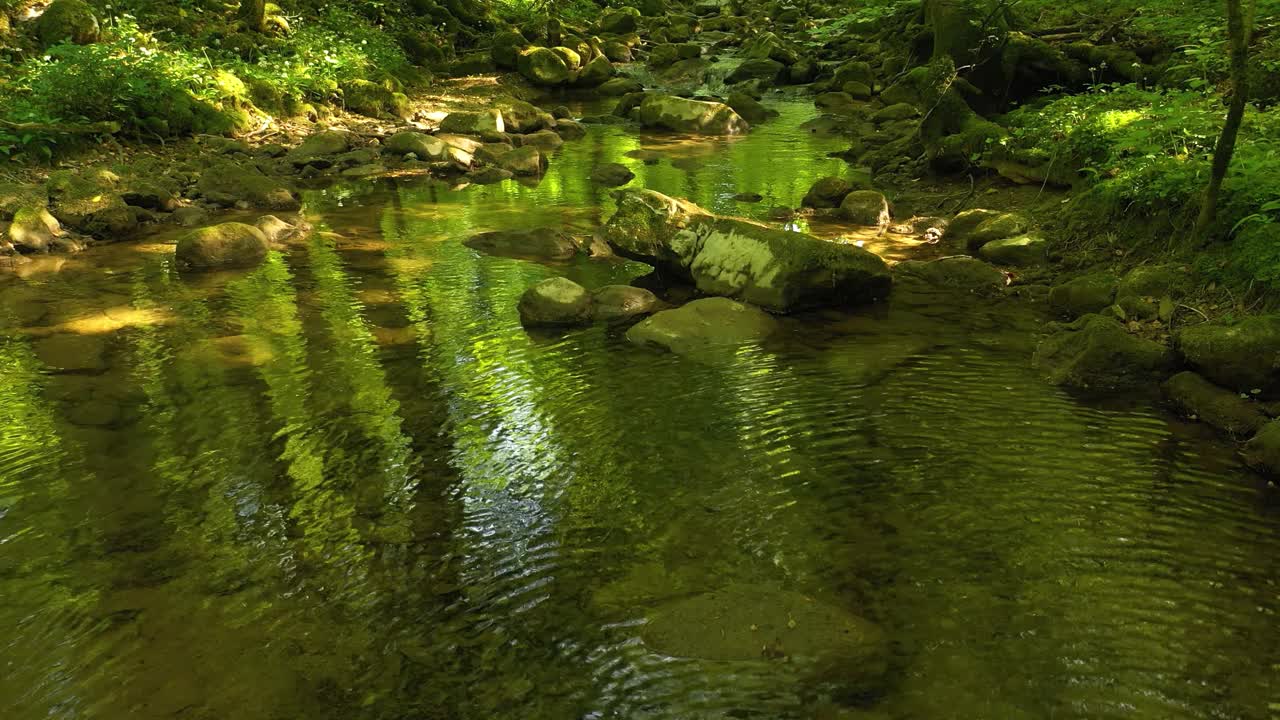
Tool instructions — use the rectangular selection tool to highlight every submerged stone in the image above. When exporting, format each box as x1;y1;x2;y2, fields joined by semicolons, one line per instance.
627;297;778;354
464;228;581;261
602;189;891;312
641;583;888;694
589;163;635;187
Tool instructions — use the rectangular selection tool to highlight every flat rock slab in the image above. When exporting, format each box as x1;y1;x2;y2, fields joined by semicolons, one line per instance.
627;297;777;355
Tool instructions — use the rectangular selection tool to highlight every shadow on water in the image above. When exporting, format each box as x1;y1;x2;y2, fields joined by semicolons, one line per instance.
1;100;1278;719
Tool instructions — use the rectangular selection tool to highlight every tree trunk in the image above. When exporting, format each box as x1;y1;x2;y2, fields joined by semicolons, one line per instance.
1194;0;1250;243
239;0;267;32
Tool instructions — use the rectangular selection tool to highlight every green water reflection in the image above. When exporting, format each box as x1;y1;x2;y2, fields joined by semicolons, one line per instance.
0;101;1278;720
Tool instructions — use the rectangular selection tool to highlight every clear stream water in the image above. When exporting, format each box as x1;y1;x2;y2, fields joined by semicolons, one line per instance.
1;101;1278;720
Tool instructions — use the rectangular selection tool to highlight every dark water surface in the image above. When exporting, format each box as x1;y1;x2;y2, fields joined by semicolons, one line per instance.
2;102;1278;720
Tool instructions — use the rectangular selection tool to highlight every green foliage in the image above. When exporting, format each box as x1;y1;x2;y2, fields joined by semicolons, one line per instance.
810;0;920;41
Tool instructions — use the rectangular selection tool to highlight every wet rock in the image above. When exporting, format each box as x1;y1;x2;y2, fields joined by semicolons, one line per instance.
7;206;64;252
815;92;863;116
1048;272;1119;318
34;0;99;47
895;256;1005;292
603;41;633;63
1243;420;1280;475
627;297;778;354
285;130;351;166
640;583;888;695
1115;263;1195;320
518;129;564;151
1176;315;1280;395
734;192;764;203
598;77;644;96
198;162;299;210
518;277;593;327
635;94;749;135
1162;371;1267;437
34;333;107;372
439;110;505;135
838;190;891;230
726;58;786;85
517;46;573;86
1034;314;1176;393
802;176;858;209
589;163;635;187
464;228;581;261
978;234;1048;266
255;215;299;244
47;169;136;238
591;285;659;322
175;222;270;272
553;120;587;140
602;189;891;312
787;58;819;84
726;92;773;124
497;146;547;176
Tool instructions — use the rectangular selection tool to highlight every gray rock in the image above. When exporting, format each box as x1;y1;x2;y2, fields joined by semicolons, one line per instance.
627;297;778;354
518;277;593;327
602;189;891;312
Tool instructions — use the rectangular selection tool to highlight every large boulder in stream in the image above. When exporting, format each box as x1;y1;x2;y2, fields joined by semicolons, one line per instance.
627;297;778;355
1034;314;1176;393
635;94;749;135
602;189;892;312
176;222;270;272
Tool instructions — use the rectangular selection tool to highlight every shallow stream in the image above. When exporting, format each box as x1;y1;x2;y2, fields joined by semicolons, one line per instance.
1;100;1278;720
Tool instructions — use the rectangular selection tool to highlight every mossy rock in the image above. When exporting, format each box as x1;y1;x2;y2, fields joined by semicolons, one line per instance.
176;222;270;272
342;79;406;119
627;298;778;355
1162;371;1267;437
1034;314;1176;393
802;176;857;209
839;190;891;229
34;0;99;47
7;206;64;252
895;256;1005;293
978;234;1048;266
517;277;593;327
46;169;135;238
1176;315;1280;395
464;228;581;261
1048;272;1118;319
286;131;352;166
636;94;748;135
517;46;573;86
197;162;299;210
